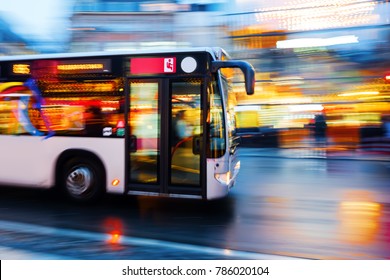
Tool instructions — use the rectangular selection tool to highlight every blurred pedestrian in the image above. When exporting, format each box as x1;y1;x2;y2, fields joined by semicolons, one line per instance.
175;110;192;139
382;115;390;138
84;106;105;136
313;113;327;147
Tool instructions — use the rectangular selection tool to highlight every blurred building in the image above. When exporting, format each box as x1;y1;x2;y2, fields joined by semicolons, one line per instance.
69;0;229;52
0;14;33;55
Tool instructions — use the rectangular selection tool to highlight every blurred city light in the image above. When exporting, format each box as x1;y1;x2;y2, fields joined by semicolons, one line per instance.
103;217;124;246
338;190;382;244
0;0;389;155
276;35;359;48
254;0;378;31
338;91;379;97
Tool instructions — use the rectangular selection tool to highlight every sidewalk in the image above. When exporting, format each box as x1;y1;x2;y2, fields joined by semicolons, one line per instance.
239;147;390;161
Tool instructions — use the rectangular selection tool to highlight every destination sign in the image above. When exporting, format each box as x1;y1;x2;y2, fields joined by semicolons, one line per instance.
130;57;176;74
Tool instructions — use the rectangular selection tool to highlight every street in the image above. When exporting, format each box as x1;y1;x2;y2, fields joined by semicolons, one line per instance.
0;148;389;259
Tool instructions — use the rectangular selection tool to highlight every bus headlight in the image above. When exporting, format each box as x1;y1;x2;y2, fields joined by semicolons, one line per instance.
215;171;231;185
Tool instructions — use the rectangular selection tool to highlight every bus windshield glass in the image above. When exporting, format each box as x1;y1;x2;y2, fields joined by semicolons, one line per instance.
208;75;226;158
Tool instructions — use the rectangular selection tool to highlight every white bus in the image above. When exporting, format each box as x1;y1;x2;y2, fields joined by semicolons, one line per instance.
0;48;255;202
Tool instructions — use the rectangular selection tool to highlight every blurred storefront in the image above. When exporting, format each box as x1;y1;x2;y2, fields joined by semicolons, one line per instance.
226;0;390;152
2;0;389;153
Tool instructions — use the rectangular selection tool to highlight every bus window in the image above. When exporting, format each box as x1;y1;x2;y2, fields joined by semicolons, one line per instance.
208;76;226;158
0;86;38;136
170;78;202;186
39;78;125;137
128;81;160;184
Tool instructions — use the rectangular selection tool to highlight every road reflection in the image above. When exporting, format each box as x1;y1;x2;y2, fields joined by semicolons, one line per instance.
103;217;124;246
338;190;382;245
0;157;389;260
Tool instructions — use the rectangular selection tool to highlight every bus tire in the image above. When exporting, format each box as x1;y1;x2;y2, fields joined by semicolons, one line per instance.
61;157;105;203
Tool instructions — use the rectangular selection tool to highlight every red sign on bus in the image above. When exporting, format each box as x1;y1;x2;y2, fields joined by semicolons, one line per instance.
130;57;176;74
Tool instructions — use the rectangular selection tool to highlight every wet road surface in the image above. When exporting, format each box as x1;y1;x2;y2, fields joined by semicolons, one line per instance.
0;149;389;259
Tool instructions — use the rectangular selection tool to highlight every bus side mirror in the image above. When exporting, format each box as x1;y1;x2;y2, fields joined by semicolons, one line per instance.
211;60;255;95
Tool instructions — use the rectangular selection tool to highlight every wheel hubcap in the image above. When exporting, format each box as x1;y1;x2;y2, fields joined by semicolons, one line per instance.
66;166;92;196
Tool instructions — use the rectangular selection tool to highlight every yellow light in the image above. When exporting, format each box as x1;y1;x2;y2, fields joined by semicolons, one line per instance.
340;201;381;213
57;63;104;71
359;95;390;100
338;190;382;244
13;64;30;75
112;179;120;186
338;91;379;97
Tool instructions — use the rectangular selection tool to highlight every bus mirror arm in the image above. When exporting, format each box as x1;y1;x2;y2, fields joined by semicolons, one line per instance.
211;60;255;95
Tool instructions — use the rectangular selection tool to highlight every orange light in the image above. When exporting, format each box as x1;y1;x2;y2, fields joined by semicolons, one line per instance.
338;191;382;244
112;179;120;186
13;64;30;75
385;75;390;81
108;231;121;244
103;217;123;246
57;63;104;71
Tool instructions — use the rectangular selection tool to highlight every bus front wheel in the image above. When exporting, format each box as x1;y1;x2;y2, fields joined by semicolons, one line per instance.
61;157;105;202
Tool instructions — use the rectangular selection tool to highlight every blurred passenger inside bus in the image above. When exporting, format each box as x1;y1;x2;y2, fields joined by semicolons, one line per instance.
172;110;192;147
176;110;192;138
84;106;105;136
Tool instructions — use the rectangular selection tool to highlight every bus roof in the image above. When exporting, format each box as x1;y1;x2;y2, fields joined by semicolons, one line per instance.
0;47;223;62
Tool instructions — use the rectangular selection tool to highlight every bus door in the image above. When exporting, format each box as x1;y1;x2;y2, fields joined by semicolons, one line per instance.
168;78;204;197
126;78;205;198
